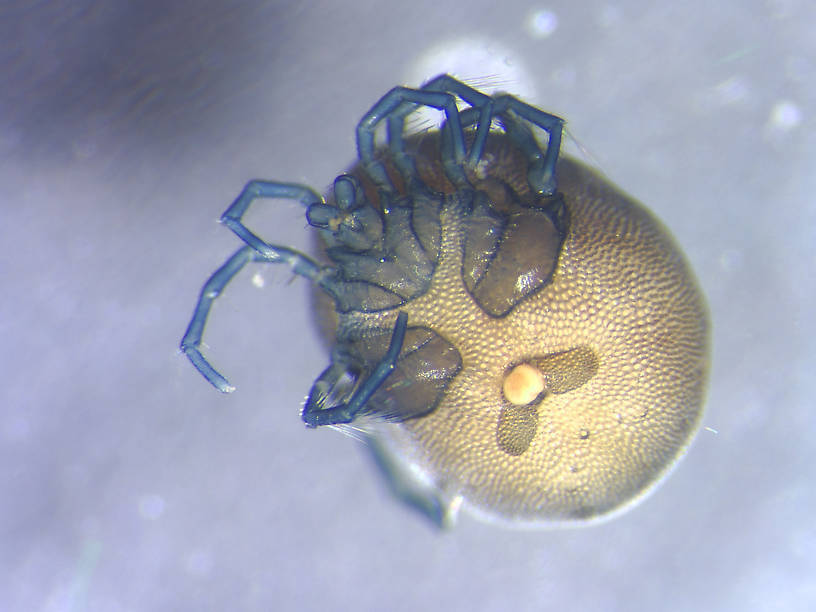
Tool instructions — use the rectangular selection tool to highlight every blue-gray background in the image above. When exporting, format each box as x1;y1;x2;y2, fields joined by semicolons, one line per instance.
2;1;813;610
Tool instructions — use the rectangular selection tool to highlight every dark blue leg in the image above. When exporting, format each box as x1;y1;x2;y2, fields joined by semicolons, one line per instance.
182;246;253;392
357;88;466;192
302;311;409;427
221;181;322;258
441;93;564;196
490;95;564;196
383;75;495;188
416;74;495;168
355;75;564;196
380;75;498;189
181;180;329;392
181;243;329;392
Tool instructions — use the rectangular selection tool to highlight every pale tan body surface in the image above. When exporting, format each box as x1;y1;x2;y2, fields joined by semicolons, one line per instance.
335;134;709;524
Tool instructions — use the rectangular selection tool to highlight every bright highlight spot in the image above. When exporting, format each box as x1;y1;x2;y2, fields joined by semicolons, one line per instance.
769;100;802;131
527;9;558;38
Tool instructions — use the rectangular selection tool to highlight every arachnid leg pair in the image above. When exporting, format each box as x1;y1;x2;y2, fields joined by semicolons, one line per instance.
180;75;565;427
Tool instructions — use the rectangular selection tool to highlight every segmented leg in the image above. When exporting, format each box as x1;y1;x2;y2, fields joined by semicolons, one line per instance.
183;76;565;420
391;75;495;174
182;174;415;424
302;311;409;427
180;181;332;392
356;74;565;196
459;94;564;196
357;87;466;191
221;180;321;258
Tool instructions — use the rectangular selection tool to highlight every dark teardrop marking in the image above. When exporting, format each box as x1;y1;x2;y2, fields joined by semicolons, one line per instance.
532;345;599;394
468;206;564;317
496;404;539;456
345;327;463;421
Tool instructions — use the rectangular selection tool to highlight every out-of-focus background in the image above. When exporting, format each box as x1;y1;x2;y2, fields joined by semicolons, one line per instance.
2;1;813;610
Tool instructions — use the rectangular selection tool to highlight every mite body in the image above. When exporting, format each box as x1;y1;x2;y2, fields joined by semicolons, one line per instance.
181;75;709;527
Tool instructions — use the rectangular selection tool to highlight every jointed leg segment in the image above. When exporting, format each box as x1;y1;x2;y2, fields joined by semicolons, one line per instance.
302;311;409;427
355;75;564;196
180;181;329;393
182;75;565;427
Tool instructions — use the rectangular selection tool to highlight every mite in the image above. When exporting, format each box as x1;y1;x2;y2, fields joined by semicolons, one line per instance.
181;75;710;527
